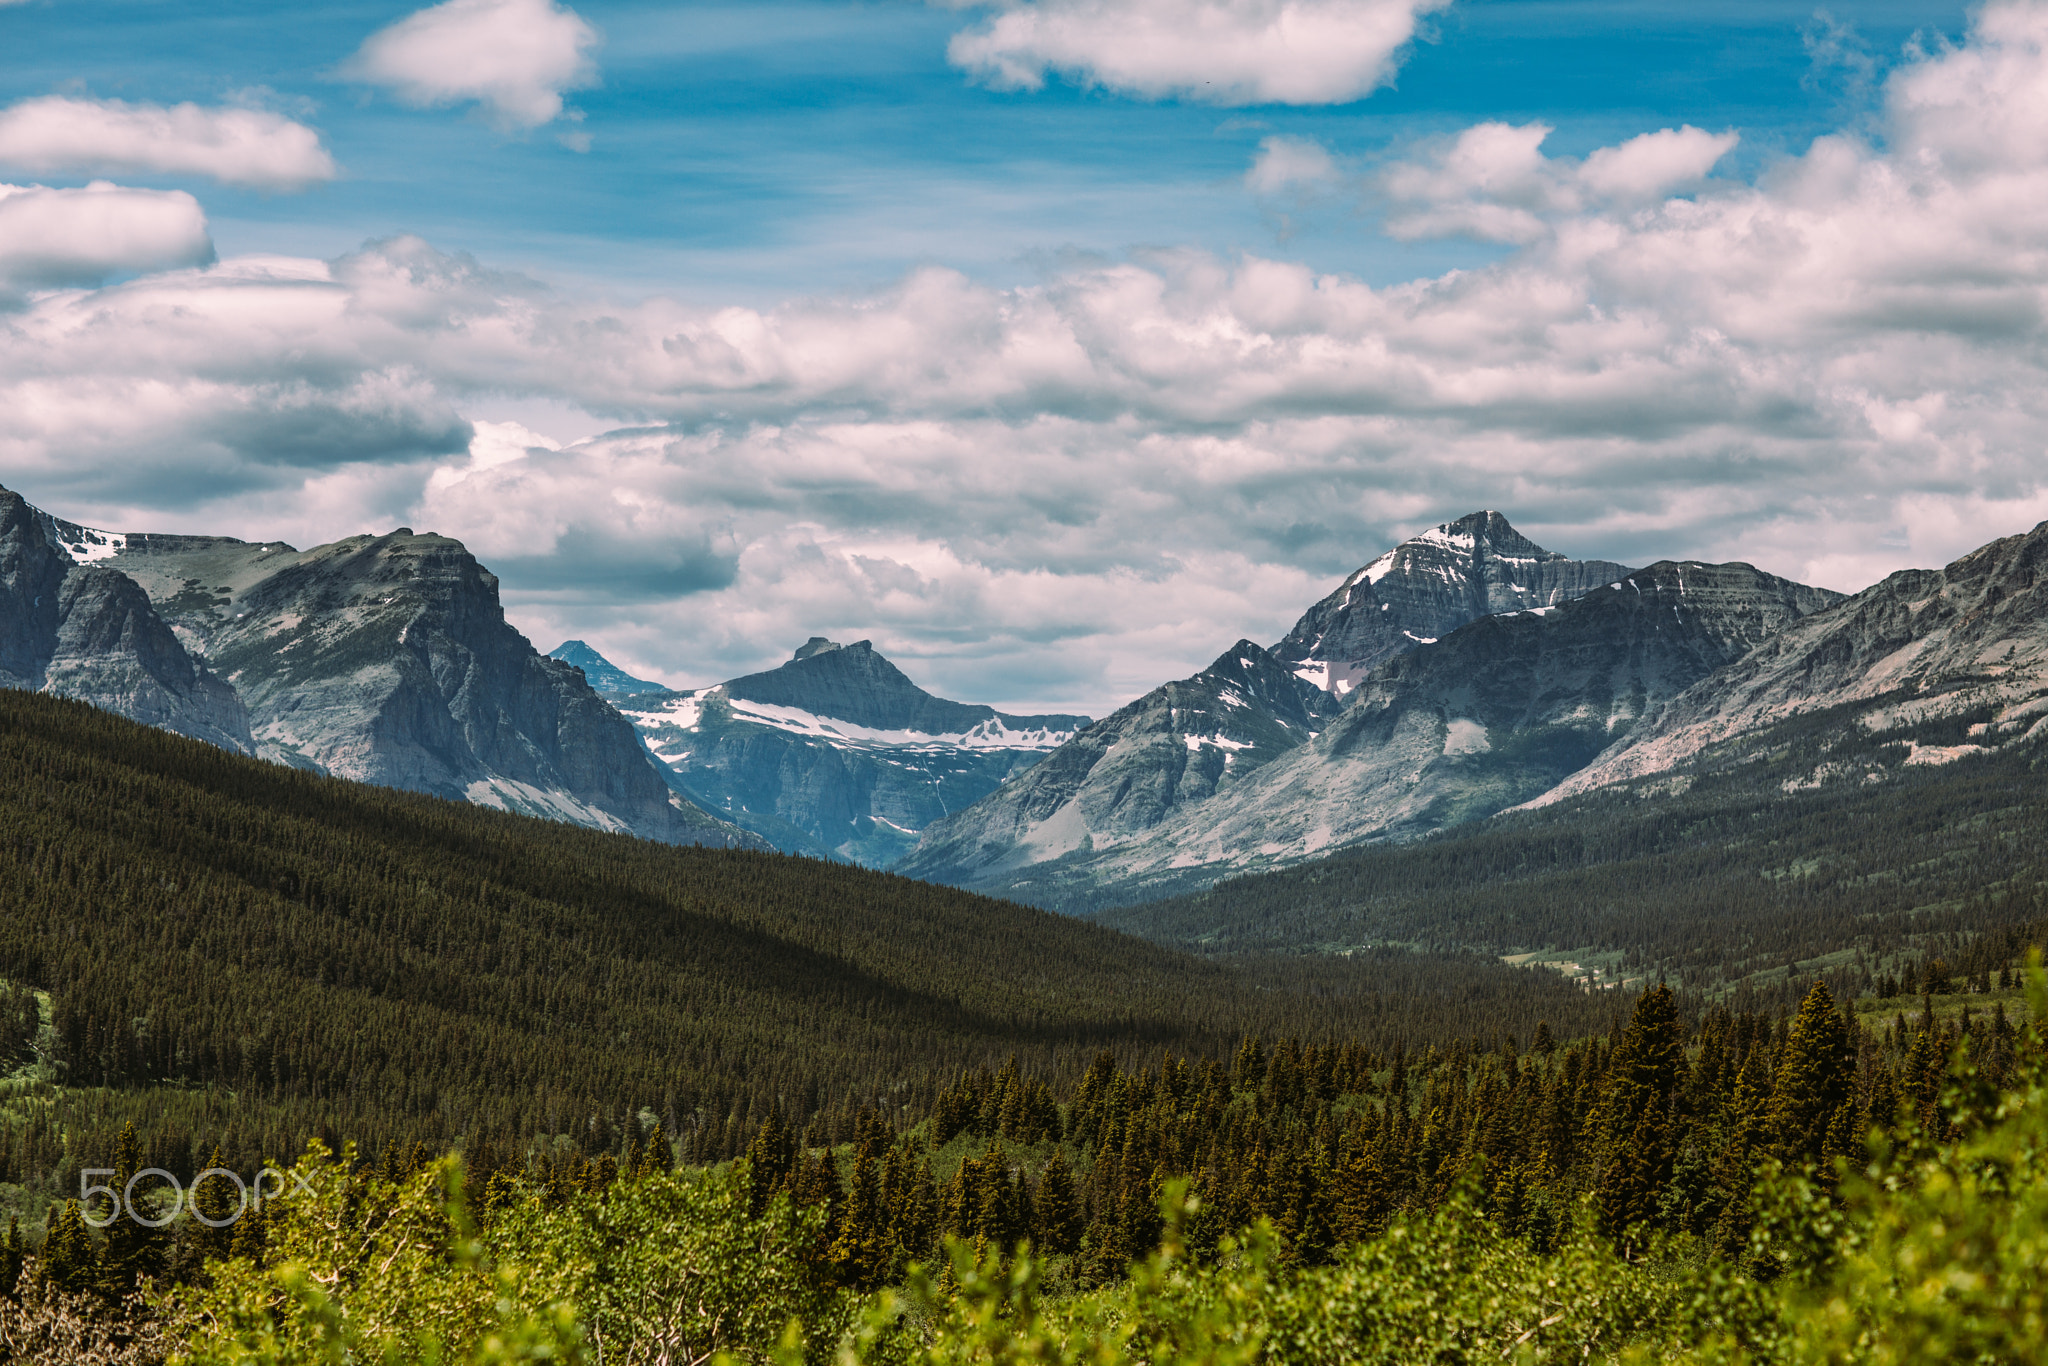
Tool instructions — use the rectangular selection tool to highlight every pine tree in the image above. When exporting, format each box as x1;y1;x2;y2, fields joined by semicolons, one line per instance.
1033;1147;1083;1254
1333;1139;1394;1244
828;1138;891;1291
97;1120;162;1299
744;1110;794;1216
0;1214;22;1301
638;1119;670;1179
1767;981;1854;1166
40;1200;96;1295
189;1144;243;1266
1596;985;1685;1240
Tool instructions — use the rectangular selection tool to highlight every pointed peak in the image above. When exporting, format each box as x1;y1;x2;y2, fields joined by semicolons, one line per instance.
1407;510;1554;560
1205;639;1277;672
793;636;843;661
546;640;665;695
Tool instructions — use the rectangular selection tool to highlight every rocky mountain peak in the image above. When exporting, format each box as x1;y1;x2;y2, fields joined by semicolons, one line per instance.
1;486;254;752
722;638;1084;736
547;640;665;696
1270;511;1635;698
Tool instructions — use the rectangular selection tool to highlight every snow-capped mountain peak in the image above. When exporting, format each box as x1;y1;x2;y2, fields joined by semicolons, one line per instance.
1270;510;1635;697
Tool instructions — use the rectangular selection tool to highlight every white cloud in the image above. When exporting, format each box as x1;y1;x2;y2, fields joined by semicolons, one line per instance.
1245;135;1338;194
0;96;336;191
947;0;1452;105
346;0;599;130
1381;121;1737;241
0;181;213;298
1579;126;1739;200
20;4;2048;711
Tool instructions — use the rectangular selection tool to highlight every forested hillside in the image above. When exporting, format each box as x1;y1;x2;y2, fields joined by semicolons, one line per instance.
1104;731;2048;1010
0;689;1605;1199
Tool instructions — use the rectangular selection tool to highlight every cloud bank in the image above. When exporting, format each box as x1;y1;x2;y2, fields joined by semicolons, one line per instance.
0;181;213;299
0;96;336;190
947;0;1451;105
15;3;2048;710
346;0;599;130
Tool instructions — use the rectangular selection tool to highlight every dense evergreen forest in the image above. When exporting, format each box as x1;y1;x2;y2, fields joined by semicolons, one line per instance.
4;690;2047;1361
1105;730;2048;1011
0;689;1605;1205
8;968;2046;1362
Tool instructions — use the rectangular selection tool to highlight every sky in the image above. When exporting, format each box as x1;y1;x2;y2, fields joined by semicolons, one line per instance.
6;0;2042;715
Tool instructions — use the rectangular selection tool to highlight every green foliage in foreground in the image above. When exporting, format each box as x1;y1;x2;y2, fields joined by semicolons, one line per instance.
30;969;2025;1365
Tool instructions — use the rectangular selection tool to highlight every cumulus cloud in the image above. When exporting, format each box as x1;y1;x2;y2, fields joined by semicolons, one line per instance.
1245;134;1338;194
22;3;2048;710
947;0;1452;105
0;181;213;299
1381;121;1737;241
0;96;336;190
346;0;599;130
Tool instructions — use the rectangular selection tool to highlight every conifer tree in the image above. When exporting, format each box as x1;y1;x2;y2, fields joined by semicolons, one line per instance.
228;1199;267;1266
1596;985;1684;1239
1034;1147;1082;1254
638;1119;670;1179
1333;1140;1394;1244
97;1120;162;1299
189;1145;242;1266
828;1138;892;1291
40;1200;96;1295
1767;981;1854;1166
744;1110;794;1216
0;1214;21;1301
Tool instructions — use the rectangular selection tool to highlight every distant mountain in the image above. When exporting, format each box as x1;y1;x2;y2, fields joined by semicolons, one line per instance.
614;638;1091;866
548;639;666;696
899;512;1651;906
963;559;1841;910
1270;510;1636;696
1530;518;2048;807
5;485;759;850
896;639;1342;895
0;489;253;752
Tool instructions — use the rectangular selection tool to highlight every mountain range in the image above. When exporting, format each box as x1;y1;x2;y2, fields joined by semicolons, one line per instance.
904;551;1841;908
0;484;758;850
15;478;2048;919
588;637;1090;866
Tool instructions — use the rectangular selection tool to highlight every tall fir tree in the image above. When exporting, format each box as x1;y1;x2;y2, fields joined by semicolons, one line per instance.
1767;981;1855;1166
1597;984;1685;1238
1033;1147;1083;1254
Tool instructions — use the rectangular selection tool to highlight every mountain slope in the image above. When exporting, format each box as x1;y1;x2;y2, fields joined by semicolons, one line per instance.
0;685;1614;1179
0;488;253;751
1531;518;2048;806
896;639;1342;892
1270;510;1636;696
618;638;1089;865
912;561;1840;911
899;512;1644;905
26;495;757;849
1100;706;2048;1006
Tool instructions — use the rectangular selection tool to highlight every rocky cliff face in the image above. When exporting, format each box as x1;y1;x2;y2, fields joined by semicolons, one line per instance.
911;560;1839;910
1530;520;2048;806
615;638;1089;866
1270;510;1636;697
24;495;757;849
895;639;1342;894
0;489;253;751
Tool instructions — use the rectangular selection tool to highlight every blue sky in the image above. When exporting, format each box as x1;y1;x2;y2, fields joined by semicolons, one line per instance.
2;0;1970;304
1;0;2037;712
